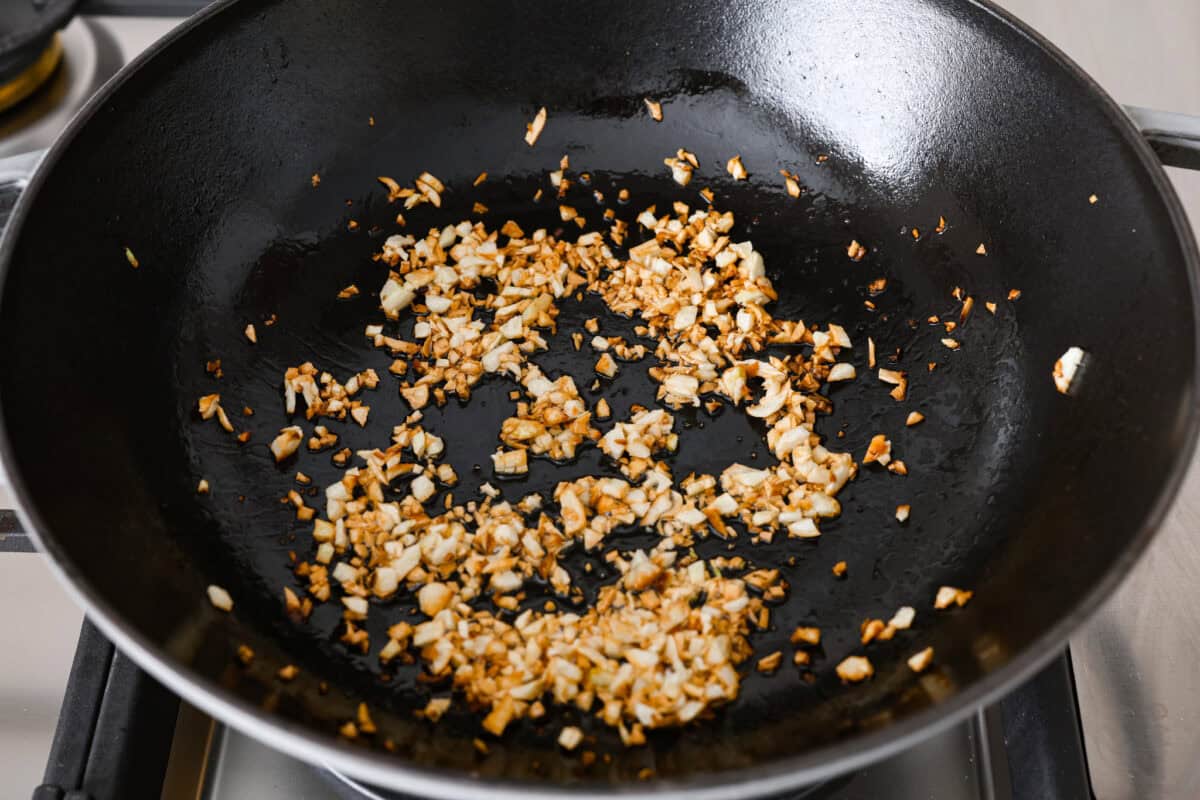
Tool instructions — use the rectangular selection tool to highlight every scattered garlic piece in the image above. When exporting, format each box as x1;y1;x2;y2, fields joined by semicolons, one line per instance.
836;656;874;683
207;585;233;612
907;647;934;673
524;107;547;146
1053;346;1086;394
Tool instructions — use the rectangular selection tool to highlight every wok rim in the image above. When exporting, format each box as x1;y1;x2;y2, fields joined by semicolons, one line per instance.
1;0;1196;796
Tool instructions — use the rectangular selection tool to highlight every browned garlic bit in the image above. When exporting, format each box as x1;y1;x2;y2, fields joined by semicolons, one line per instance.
934;585;973;609
828;363;856;382
377;172;445;210
308;425;338;452
836;655;873;683
862;434;892;466
558;725;584;750
1052;346;1085;394
878;368;907;401
198;393;236;434
791;626;821;646
270;426;304;462
847;240;866;261
757;651;783;673
611;338;648;361
889;605;915;631
207;584;233;612
781;170;802;198
907;646;934;673
860;619;886;644
726;155;748;181
595;352;619;378
664;148;698;186
524;107;547;146
599;408;677;480
643;98;663;122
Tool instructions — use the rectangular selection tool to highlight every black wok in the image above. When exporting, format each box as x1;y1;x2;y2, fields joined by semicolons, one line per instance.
2;0;1199;797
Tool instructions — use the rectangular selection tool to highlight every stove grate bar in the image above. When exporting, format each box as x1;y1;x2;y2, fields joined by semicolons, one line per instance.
32;619;180;800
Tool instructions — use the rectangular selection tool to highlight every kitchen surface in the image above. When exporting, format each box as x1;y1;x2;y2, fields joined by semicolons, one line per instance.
1;1;1198;799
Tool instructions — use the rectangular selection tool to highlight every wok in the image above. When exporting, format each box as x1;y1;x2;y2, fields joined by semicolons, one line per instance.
2;0;1199;797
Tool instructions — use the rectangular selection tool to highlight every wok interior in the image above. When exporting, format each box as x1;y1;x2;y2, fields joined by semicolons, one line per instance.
0;0;1194;788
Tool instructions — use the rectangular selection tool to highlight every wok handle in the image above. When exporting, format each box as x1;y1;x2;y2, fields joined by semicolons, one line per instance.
0;149;43;182
0;150;43;238
1125;106;1200;170
0;510;29;551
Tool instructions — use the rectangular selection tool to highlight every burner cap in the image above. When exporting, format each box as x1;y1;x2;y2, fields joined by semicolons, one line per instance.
0;0;80;87
0;34;63;113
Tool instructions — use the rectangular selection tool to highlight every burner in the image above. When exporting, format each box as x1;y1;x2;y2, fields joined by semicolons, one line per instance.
0;0;79;85
0;34;63;114
0;17;118;159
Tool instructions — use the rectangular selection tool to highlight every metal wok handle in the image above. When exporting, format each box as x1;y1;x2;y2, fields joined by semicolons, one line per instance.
0;149;44;232
1125;106;1200;170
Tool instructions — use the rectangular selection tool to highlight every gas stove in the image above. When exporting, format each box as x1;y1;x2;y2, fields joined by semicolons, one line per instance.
1;2;1198;799
33;615;1084;800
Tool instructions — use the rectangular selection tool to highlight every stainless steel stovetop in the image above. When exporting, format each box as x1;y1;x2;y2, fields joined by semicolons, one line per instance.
1;5;1198;799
